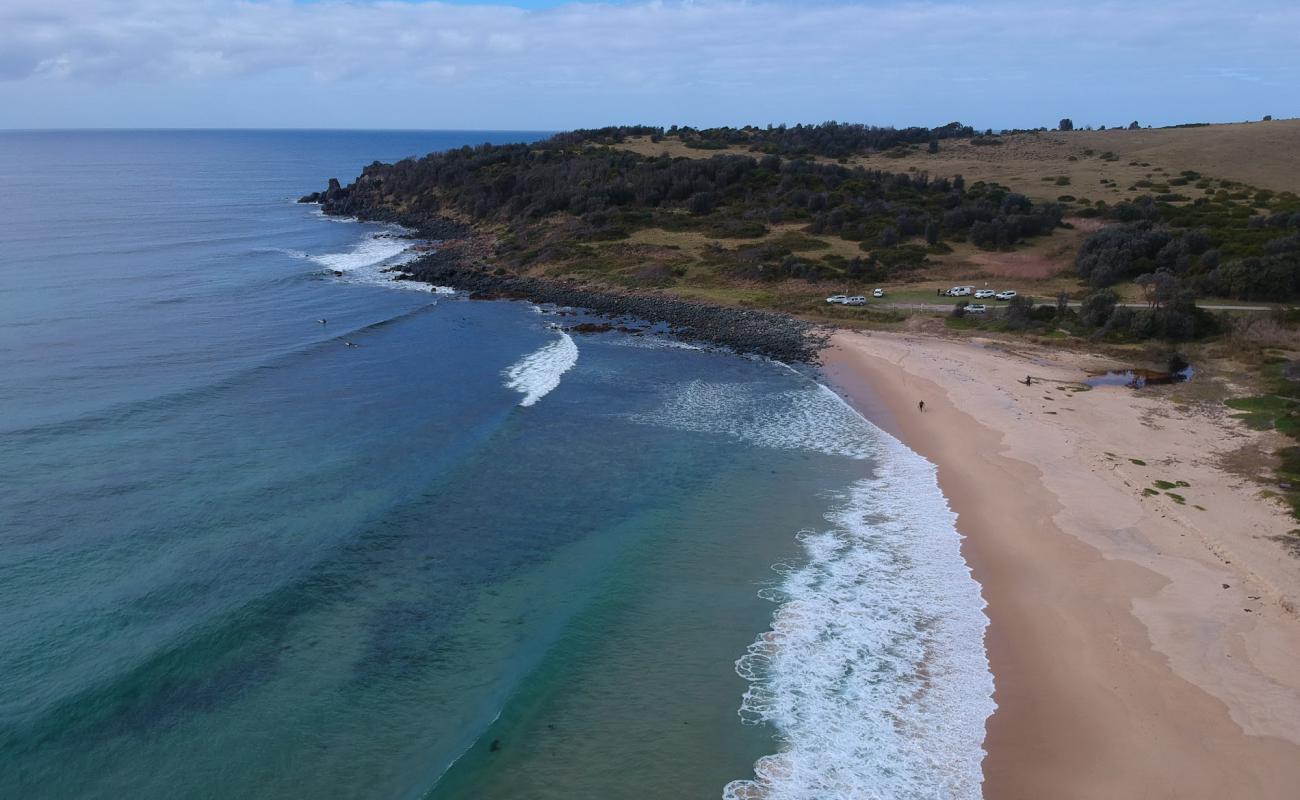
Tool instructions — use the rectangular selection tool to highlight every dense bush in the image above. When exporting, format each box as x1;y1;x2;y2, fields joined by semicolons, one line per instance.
1075;184;1300;299
1075;223;1172;286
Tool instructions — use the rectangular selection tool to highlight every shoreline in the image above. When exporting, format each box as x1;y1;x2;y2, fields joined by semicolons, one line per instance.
822;330;1300;798
313;198;1300;793
302;202;828;362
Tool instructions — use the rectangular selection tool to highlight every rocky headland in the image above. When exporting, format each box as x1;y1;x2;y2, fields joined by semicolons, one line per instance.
299;185;826;363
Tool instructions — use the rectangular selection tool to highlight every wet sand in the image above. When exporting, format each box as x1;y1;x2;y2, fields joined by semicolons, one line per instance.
823;330;1300;799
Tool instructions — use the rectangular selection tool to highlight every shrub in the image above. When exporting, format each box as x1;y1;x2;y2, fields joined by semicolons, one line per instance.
1080;288;1119;326
1076;223;1171;286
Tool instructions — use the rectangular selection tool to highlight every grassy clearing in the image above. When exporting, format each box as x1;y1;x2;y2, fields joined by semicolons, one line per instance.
1225;356;1300;520
1225;394;1300;433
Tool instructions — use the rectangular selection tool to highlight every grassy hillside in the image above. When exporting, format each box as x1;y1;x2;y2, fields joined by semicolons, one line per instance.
307;119;1299;340
614;119;1300;201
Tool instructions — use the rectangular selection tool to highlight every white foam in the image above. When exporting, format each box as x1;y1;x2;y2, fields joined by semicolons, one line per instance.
604;335;705;352
311;233;412;272
298;224;432;292
628;380;875;460
629;377;994;798
503;331;579;407
725;448;994;800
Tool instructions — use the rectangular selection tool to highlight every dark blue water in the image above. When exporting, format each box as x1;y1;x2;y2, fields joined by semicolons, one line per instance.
0;131;993;799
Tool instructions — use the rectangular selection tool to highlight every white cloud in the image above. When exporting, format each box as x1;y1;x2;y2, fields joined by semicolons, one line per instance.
1;0;1296;128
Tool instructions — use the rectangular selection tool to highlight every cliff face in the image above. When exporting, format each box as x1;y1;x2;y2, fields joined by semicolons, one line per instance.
299;169;471;238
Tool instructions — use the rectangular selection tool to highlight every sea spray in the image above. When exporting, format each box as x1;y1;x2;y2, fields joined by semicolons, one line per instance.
299;225;429;291
503;331;579;407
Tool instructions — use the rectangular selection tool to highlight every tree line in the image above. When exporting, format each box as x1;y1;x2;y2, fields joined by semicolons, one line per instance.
548;121;975;158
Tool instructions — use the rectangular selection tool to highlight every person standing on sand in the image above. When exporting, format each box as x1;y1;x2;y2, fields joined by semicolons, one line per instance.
918;400;925;413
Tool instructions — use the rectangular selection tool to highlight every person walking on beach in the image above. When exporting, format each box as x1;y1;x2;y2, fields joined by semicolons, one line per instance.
918;400;925;413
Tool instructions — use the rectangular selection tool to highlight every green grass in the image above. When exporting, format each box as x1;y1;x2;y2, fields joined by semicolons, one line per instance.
943;315;985;330
1226;395;1298;412
1142;488;1159;497
1166;492;1187;504
1130;458;1147;466
1227;361;1300;522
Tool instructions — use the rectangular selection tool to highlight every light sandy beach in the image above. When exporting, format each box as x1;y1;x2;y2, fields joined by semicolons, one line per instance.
823;330;1300;799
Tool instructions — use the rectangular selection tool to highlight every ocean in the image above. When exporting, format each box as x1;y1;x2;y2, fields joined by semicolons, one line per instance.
0;130;993;799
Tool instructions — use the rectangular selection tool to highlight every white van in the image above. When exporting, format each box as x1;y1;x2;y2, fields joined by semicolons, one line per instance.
945;286;974;297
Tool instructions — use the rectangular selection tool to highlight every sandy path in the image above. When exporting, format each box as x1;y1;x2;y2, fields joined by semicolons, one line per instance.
822;330;1300;799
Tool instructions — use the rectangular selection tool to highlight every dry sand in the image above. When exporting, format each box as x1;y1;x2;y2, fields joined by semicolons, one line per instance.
822;330;1300;799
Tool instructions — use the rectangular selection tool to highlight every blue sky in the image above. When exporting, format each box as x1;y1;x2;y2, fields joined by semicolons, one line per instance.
2;1;1296;130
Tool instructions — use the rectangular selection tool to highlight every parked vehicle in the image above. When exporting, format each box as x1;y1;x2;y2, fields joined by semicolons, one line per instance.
872;288;885;298
945;286;974;297
974;289;996;299
826;295;849;304
844;296;868;306
966;303;988;313
995;290;1018;300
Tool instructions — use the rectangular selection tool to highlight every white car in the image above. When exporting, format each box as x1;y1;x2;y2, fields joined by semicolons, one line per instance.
974;289;996;299
966;303;988;313
825;295;849;304
872;288;885;298
844;296;868;306
995;290;1018;300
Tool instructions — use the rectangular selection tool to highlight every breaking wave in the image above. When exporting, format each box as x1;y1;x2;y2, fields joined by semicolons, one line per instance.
629;378;994;799
627;379;873;460
503;331;579;407
297;227;428;292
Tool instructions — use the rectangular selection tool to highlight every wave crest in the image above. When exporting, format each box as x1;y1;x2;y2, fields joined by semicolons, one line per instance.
296;226;429;292
503;331;579;407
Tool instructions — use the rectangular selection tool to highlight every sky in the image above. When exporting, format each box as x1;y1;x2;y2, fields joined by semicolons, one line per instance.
2;0;1296;131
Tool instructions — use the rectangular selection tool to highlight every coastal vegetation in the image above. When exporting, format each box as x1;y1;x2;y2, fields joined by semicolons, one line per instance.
304;119;1299;351
1073;181;1300;301
307;126;1064;288
1225;352;1300;518
551;121;977;159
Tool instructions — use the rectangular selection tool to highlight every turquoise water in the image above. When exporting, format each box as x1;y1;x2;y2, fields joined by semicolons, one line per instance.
0;131;993;799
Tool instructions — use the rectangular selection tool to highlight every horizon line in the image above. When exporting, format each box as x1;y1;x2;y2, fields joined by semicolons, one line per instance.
1;116;1294;135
